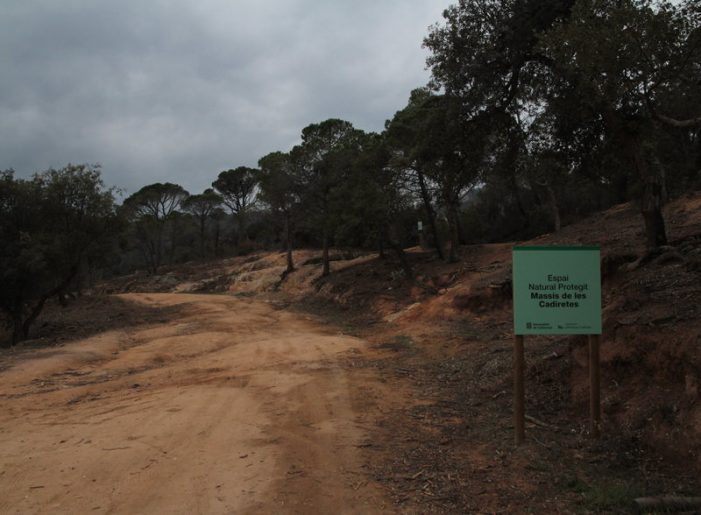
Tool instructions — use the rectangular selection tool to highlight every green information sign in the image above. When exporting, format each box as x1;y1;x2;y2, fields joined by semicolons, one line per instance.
513;246;601;335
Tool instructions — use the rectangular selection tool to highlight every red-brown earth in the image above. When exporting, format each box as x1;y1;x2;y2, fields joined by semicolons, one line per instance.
1;192;700;513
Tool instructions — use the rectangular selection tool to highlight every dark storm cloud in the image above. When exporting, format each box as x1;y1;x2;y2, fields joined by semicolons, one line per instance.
0;0;452;196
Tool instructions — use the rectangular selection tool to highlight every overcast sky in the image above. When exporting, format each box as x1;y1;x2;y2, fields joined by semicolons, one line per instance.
1;0;453;197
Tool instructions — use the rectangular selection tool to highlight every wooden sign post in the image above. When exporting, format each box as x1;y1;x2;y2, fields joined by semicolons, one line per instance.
512;246;602;444
589;334;601;437
514;334;525;445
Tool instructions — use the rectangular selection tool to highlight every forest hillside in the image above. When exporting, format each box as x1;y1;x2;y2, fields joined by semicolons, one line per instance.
5;190;698;512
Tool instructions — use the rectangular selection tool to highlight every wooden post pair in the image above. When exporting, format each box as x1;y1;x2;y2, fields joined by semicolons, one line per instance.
513;334;600;445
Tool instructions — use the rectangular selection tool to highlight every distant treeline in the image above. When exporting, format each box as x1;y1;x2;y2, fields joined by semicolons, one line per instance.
1;0;699;345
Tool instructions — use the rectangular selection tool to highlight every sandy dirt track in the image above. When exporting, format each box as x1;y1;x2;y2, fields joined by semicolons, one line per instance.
0;293;391;514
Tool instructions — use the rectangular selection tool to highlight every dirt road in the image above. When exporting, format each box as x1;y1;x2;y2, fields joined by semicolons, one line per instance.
0;293;392;514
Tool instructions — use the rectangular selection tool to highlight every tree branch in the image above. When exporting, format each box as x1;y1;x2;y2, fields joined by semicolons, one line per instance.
654;112;701;129
645;91;701;128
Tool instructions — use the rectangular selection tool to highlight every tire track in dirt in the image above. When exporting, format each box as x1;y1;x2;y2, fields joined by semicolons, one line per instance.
0;293;394;514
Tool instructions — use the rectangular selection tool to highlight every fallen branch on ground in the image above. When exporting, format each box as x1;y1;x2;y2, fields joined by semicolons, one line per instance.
633;495;701;512
525;414;560;432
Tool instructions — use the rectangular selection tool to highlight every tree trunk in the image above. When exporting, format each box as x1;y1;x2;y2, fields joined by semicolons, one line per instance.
613;172;629;203
606;107;668;249
385;224;413;280
504;133;530;232
696;128;701;177
12;323;22;346
284;213;294;273
144;238;159;275
321;227;330;277
509;168;530;231
446;203;460;263
155;224;163;271
199;216;206;257
416;170;445;260
237;211;248;249
22;296;48;340
455;209;467;244
626;133;668;248
11;265;79;344
169;219;178;264
11;310;23;346
544;183;561;233
641;179;667;248
148;249;158;275
214;218;221;257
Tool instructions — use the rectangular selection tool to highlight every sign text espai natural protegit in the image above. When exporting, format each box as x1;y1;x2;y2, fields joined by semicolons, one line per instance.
512;246;602;335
